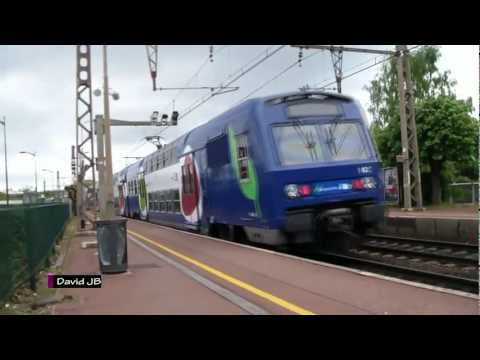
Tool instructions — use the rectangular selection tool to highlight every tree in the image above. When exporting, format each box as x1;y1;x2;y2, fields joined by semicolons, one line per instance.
365;46;478;205
372;96;478;204
365;46;457;129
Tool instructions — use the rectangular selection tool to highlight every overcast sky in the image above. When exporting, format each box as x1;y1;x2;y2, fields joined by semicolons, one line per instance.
0;45;478;192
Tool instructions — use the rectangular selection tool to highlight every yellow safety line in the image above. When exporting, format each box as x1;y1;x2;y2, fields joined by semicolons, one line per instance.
127;229;316;315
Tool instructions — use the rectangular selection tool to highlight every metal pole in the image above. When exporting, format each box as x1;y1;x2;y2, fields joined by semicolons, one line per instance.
95;115;106;219
396;47;412;211
75;45;96;228
403;46;423;209
330;49;343;94
472;183;475;205
1;117;8;206
34;154;38;194
396;45;423;210
102;45;115;220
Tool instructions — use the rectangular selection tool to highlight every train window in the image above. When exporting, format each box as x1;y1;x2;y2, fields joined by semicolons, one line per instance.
182;165;191;194
174;201;180;213
134;180;138;195
181;166;186;192
239;159;249;179
236;134;249;180
207;134;229;167
189;164;196;193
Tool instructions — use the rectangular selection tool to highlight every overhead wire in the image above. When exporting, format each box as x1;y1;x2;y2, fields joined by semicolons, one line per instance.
234;49;323;106
126;45;425;159
153;45;286;138
128;45;278;154
122;45;230;157
313;45;424;89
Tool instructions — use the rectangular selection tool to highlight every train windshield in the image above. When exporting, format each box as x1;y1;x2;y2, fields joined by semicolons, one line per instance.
273;121;372;166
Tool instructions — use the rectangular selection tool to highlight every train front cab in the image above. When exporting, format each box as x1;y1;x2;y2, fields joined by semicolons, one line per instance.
250;92;385;246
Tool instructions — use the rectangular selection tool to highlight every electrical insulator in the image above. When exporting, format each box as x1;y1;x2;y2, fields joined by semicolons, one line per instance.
298;49;303;67
209;46;214;63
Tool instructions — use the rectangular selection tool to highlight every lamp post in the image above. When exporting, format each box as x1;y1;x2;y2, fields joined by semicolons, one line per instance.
19;151;38;193
0;117;8;206
92;45;123;220
103;45;114;219
42;169;55;191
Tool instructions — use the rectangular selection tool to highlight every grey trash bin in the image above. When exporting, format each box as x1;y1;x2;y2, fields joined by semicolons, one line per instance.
96;217;128;274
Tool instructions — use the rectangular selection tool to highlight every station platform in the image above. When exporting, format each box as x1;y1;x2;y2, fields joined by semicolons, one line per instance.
380;206;478;243
53;219;478;315
386;206;478;220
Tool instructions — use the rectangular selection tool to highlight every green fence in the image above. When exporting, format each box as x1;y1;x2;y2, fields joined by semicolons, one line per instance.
0;203;70;302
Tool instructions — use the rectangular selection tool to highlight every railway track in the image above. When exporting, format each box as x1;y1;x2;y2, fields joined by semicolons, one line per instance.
362;234;477;264
318;250;478;294
313;232;479;294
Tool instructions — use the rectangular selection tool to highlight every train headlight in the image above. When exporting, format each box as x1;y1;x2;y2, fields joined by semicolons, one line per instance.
285;184;312;198
352;177;377;190
285;184;299;198
363;177;376;189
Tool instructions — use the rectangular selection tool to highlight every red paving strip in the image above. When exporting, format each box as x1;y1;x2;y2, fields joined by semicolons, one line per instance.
127;219;479;315
53;234;250;315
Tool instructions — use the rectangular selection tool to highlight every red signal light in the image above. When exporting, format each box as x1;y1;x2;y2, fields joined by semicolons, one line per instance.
298;184;312;197
352;179;364;190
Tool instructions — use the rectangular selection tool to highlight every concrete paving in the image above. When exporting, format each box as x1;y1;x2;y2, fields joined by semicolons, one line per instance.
125;220;479;314
53;232;248;315
53;219;478;315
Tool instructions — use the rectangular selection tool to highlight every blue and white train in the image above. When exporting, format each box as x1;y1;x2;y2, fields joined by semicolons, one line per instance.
113;91;385;246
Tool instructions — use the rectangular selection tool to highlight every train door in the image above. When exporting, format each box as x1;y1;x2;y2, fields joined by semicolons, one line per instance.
180;152;202;226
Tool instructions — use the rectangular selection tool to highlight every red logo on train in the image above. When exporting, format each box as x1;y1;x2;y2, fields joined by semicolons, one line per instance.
181;154;200;217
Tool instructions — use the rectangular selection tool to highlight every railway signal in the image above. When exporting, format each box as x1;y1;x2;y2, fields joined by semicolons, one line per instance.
95;108;176;219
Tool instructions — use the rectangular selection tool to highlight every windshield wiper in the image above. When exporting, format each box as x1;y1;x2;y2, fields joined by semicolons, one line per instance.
292;118;318;161
324;115;343;156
